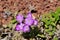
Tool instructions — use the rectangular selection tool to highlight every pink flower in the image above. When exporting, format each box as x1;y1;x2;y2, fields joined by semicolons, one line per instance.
16;14;24;23
25;18;34;26
23;25;30;32
15;23;24;31
33;20;38;26
26;12;32;18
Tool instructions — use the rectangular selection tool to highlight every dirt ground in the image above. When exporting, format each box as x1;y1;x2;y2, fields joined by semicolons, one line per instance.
0;0;60;40
0;0;60;28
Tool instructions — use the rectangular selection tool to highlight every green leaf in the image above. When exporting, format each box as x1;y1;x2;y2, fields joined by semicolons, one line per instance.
45;20;51;26
52;27;56;32
45;25;48;28
45;29;50;32
37;34;45;38
49;32;54;36
51;22;56;26
11;19;17;24
50;17;55;22
53;36;58;40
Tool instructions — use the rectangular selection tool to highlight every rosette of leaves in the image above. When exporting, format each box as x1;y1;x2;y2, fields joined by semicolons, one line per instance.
51;7;60;24
41;7;60;36
22;27;45;39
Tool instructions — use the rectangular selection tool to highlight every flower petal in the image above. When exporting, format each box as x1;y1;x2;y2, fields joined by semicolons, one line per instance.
25;18;34;26
34;20;38;26
27;12;32;18
15;23;24;31
16;14;23;23
23;25;30;32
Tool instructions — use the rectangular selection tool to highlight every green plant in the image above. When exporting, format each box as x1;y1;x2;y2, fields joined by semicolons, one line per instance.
41;7;60;36
53;36;58;40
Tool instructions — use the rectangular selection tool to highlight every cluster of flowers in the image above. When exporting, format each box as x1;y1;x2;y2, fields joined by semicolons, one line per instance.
15;12;38;33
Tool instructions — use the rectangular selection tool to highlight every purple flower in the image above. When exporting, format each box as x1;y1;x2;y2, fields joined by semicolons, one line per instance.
16;14;23;23
33;20;38;26
23;25;30;32
27;12;32;18
25;18;34;26
15;23;24;31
